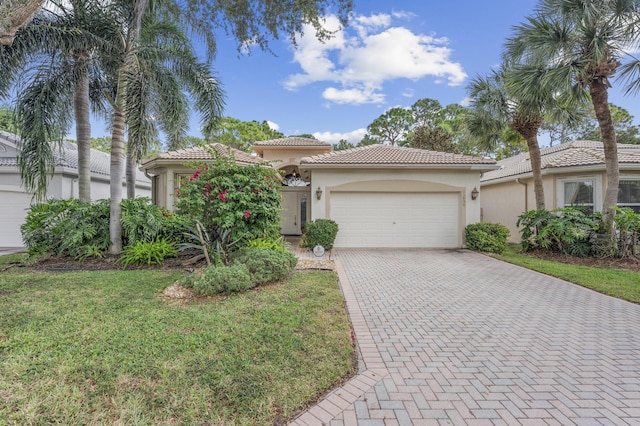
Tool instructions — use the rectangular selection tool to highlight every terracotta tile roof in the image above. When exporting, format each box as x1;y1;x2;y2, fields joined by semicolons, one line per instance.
481;140;640;182
252;137;331;147
142;143;262;165
300;144;497;166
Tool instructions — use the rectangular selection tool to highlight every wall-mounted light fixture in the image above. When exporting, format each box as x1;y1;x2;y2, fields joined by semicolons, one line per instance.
471;187;479;200
316;186;323;200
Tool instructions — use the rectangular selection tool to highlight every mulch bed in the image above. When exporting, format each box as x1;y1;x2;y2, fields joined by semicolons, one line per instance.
18;252;206;272
12;251;337;274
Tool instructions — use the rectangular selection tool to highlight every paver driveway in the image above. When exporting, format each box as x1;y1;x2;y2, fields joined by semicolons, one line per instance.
291;249;640;426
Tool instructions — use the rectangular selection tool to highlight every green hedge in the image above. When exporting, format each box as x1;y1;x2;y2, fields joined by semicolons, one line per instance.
301;219;339;250
233;247;297;285
465;222;510;254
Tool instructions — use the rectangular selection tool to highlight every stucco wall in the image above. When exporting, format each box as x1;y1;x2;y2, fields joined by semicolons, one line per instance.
309;168;483;230
480;180;528;243
46;170;151;201
480;170;640;243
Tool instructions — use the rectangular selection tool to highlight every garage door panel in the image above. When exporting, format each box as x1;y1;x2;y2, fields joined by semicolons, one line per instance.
0;190;32;247
330;192;460;248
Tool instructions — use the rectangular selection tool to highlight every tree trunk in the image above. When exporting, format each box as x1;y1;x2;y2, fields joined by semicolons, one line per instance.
512;113;545;210
126;148;136;199
109;95;126;255
589;80;619;225
74;72;91;203
525;133;545;210
0;0;46;45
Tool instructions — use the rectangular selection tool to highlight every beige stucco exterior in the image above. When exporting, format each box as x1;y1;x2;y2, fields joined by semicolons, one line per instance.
144;164;197;211
141;140;496;248
481;169;640;242
309;168;484;247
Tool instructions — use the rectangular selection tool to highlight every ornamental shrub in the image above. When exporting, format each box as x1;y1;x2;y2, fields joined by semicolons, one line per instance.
517;207;600;256
174;155;282;260
244;236;290;253
116;238;178;268
21;198;110;258
301;219;339;250
232;247;297;285
465;222;510;254
22;198;191;259
192;263;253;295
613;206;640;257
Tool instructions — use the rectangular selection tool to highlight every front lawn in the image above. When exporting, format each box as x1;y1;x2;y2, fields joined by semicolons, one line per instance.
0;266;354;424
494;245;640;304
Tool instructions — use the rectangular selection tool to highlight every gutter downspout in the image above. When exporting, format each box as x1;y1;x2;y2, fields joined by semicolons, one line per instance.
516;178;528;211
143;169;157;204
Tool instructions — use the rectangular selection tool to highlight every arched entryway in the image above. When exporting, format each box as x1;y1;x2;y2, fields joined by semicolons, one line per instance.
279;165;311;235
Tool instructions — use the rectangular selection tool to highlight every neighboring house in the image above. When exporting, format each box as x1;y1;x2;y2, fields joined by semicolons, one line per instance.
480;140;640;242
0;130;152;248
141;137;498;248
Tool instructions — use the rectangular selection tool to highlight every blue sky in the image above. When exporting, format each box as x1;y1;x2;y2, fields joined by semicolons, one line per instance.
104;1;640;146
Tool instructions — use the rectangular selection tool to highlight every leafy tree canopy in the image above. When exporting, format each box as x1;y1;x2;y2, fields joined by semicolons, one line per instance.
207;117;284;152
0;104;15;132
333;139;355;151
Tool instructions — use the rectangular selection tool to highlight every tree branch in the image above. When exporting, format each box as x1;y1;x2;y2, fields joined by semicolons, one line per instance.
0;0;46;45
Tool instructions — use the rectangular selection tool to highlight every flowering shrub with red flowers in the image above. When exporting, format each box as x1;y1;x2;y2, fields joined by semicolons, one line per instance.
175;155;282;255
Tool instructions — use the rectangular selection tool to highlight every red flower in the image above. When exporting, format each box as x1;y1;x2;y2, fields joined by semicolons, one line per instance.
190;169;201;181
243;210;251;218
218;189;229;202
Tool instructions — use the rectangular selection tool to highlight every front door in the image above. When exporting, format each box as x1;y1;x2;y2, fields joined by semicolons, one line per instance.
280;190;309;235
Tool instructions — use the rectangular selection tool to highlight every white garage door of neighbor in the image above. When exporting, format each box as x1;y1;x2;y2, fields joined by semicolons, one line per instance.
330;192;460;248
0;190;32;247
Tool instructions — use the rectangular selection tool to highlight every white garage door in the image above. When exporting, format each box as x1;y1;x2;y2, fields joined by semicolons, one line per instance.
0;190;32;247
330;192;460;248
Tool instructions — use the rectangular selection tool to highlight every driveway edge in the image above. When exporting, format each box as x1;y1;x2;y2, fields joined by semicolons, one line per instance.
289;257;389;425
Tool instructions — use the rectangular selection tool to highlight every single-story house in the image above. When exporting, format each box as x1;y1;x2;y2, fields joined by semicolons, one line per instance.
0;130;152;248
480;140;640;242
141;137;498;248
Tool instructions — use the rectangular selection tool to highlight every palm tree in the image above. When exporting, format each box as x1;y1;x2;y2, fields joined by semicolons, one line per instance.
504;0;640;238
102;0;224;253
0;0;117;202
468;65;549;210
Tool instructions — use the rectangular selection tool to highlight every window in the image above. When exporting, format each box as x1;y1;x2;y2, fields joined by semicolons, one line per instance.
618;179;640;213
563;179;595;213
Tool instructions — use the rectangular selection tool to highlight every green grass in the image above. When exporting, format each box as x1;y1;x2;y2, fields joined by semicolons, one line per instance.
494;245;640;303
0;252;29;268
0;267;354;425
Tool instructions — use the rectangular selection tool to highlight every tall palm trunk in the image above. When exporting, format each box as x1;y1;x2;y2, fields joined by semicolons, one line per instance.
126;148;136;199
512;113;545;210
74;70;91;203
589;80;619;228
109;77;127;254
590;79;619;256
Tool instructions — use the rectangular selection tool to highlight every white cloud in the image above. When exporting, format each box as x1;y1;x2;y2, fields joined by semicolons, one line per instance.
266;120;279;131
322;87;385;104
283;12;467;106
313;128;368;145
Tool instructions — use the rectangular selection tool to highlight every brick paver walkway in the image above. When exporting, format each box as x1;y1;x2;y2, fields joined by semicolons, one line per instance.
290;249;640;425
